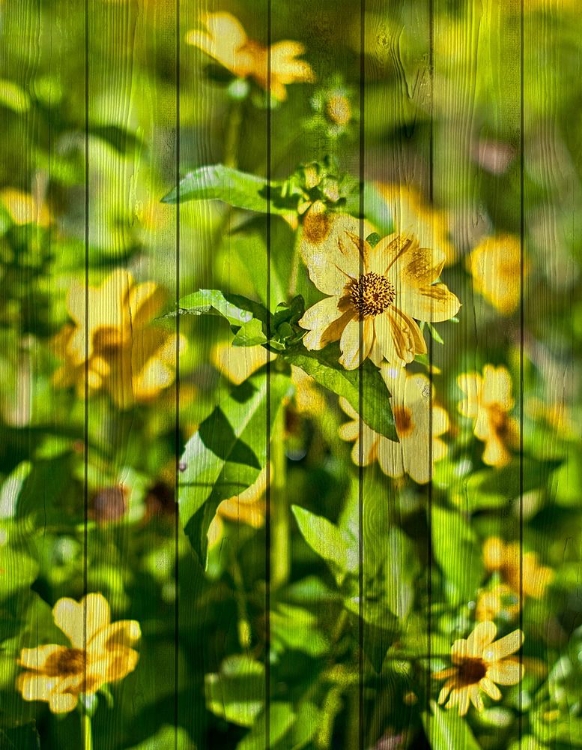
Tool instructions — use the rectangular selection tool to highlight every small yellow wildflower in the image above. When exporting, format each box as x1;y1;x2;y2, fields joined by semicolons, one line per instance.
483;537;554;600
434;620;524;716
467;235;526;315
376;183;456;265
475;584;521;623
457;364;517;467
186;12;315;102
16;593;140;714
299;230;460;369
0;187;51;227
52;269;185;409
338;368;449;484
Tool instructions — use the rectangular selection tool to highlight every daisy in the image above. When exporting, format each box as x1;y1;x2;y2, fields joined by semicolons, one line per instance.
434;620;524;716
338;368;449;484
483;537;554;601
299;229;460;370
186;12;315;102
16;593;140;714
457;364;517;467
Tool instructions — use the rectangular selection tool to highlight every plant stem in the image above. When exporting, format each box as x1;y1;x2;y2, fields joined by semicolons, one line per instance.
230;553;252;649
270;407;289;590
224;98;244;169
82;710;93;750
287;223;303;298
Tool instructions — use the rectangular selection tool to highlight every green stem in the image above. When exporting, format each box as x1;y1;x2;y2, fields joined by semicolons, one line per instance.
270;407;289;590
224;99;244;169
287;223;304;299
230;553;252;649
82;711;93;750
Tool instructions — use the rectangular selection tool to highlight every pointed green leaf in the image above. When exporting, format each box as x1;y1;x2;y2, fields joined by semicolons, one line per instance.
422;702;481;750
179;372;290;567
292;505;356;584
162;164;289;214
284;344;397;441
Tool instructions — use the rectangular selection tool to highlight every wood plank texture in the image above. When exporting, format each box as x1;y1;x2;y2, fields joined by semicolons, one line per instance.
1;0;580;748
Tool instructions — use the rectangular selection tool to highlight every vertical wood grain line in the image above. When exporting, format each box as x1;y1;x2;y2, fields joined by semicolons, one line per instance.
358;1;365;747
174;0;181;745
83;0;90;725
265;1;273;746
517;0;525;748
426;0;435;737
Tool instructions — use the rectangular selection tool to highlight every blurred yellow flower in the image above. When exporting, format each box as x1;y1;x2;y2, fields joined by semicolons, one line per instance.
338;368;449;484
467;235;527;315
483;537;554;600
211;340;275;385
475;584;521;623
186;12;315;102
0;187;51;227
52;269;185;409
208;468;268;548
299;230;460;369
457;365;517;467
434;620;524;716
376;183;456;266
16;593;140;714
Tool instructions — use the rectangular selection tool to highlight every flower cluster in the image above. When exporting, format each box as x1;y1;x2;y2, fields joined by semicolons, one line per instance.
52;269;185;410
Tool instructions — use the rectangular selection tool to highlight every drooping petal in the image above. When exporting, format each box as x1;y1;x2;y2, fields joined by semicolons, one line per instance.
481;365;514;411
53;593;110;649
48;689;79;714
376;435;404;479
339;316;374;370
18;645;66;671
478;677;502;701
399;283;460;323
385;308;426;365
483;630;524;662
89;620;141;653
300;298;353;350
16;672;61;702
487;659;524;685
104;646;140;683
468;684;485;712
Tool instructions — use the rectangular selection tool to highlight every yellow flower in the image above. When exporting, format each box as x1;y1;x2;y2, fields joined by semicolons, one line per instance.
475;584;521;623
299;228;460;369
0;187;51;227
207;468;268;548
52;269;185;409
483;537;554;600
16;593;140;714
338;368;449;484
434;621;524;716
375;183;456;266
467;235;527;315
457;365;517;467
186;12;315;102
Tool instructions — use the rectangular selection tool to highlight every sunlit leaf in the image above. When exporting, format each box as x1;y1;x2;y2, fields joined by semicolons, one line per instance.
422;702;481;750
205;655;265;728
179;372;291;567
284;344;397;441
162;164;289;215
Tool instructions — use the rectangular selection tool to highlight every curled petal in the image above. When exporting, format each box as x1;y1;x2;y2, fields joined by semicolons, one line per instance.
399;283;460;323
339;317;374;370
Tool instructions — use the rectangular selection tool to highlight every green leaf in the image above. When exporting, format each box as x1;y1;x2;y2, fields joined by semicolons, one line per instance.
233;318;269;347
237;703;295;750
205;655;265;728
161;164;288;215
176;289;270;329
422;702;481;750
432;506;484;604
0;539;38;596
270;603;330;657
0;79;30;113
179;372;290;567
126;726;195;750
292;505;357;584
284;344;397;441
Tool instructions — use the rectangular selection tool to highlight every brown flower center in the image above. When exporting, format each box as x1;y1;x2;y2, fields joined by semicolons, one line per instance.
488;403;509;438
457;657;487;686
47;648;87;676
347;273;395;318
393;406;414;438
